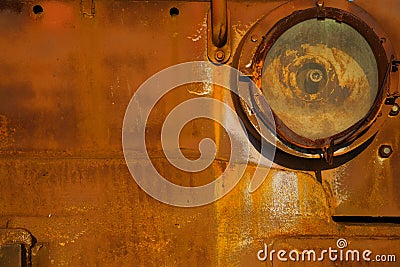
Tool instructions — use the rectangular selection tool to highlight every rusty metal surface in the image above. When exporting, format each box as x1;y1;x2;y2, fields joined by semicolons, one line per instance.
325;112;400;217
0;0;399;266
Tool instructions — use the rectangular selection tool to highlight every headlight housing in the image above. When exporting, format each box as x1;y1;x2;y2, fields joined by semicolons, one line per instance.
235;0;397;165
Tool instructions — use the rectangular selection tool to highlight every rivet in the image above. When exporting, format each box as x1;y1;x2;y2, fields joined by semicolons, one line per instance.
251;35;258;42
379;145;393;158
390;103;399;116
215;51;225;62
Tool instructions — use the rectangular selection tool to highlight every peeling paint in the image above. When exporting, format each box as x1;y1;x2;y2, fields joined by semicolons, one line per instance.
187;14;207;42
270;171;300;217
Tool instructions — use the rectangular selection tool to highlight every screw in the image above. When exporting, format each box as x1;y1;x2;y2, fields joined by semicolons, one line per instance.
215;51;225;62
390;103;399;116
251;35;258;42
379;145;393;158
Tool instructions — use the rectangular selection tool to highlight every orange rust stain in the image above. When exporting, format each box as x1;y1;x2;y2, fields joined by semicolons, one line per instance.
38;2;75;30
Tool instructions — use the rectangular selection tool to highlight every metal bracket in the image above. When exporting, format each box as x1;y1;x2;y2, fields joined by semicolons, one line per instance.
316;0;326;19
392;59;400;72
322;140;335;165
208;0;231;64
80;0;95;18
0;229;33;267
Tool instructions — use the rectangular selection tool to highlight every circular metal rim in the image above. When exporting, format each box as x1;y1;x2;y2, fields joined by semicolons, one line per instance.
235;0;397;158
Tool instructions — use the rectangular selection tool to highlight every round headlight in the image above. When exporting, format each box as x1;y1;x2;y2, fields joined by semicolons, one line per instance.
235;2;397;165
262;18;378;141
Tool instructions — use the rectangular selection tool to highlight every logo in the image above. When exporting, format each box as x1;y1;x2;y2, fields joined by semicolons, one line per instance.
336;238;348;249
257;238;396;263
122;61;276;207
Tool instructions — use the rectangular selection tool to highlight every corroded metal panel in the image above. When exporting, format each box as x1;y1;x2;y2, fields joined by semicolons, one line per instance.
0;0;399;266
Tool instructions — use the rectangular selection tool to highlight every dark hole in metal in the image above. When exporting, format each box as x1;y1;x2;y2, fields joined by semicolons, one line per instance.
332;216;400;224
169;7;179;16
32;5;43;14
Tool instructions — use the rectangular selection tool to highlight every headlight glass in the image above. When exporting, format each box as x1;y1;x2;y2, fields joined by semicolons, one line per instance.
262;18;378;140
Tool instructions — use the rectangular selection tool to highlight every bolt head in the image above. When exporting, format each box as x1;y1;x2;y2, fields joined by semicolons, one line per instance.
215;51;225;62
390;104;399;116
251;35;258;42
379;145;393;158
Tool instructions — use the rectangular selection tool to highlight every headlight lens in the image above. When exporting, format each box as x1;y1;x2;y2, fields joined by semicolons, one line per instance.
262;18;378;140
